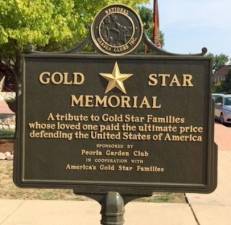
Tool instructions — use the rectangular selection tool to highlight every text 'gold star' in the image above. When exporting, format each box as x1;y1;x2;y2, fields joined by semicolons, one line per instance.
99;62;133;94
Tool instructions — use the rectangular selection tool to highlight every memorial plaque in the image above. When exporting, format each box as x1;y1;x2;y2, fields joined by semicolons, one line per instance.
14;54;217;193
14;4;217;195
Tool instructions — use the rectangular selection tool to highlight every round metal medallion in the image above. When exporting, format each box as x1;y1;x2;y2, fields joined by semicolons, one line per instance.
91;4;143;56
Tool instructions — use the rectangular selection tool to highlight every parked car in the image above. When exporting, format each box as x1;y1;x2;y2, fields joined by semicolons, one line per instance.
213;94;231;124
212;93;224;102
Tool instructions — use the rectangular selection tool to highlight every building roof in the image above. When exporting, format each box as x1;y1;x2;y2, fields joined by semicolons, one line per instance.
214;65;231;77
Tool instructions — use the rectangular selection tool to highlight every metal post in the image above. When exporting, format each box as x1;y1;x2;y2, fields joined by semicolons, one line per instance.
100;192;125;225
74;187;152;225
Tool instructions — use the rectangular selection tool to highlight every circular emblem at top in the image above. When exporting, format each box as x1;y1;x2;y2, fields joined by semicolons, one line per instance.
91;4;143;56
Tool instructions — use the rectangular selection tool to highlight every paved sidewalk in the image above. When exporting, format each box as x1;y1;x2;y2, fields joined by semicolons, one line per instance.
0;200;197;225
186;150;231;225
214;123;231;151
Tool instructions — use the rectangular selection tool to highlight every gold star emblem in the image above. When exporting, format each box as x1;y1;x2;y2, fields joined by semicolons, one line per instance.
99;62;133;94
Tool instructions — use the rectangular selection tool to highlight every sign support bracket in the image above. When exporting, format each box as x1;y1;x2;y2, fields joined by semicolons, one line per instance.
73;188;152;225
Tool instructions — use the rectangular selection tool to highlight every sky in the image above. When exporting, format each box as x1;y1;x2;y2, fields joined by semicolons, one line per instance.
145;0;231;57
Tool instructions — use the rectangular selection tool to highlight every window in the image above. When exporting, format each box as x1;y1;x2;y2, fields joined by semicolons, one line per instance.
224;97;231;106
215;96;223;104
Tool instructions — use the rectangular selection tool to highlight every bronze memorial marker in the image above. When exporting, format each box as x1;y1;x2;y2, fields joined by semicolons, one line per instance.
14;4;217;225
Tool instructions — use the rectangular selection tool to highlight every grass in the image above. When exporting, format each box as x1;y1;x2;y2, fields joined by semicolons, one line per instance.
0;161;86;200
138;193;186;203
0;161;186;203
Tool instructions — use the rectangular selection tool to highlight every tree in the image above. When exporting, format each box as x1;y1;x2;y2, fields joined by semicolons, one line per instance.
207;53;230;72
0;0;148;76
139;6;164;47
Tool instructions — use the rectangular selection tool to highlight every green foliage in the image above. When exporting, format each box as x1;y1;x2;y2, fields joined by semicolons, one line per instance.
207;53;230;72
0;0;148;74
